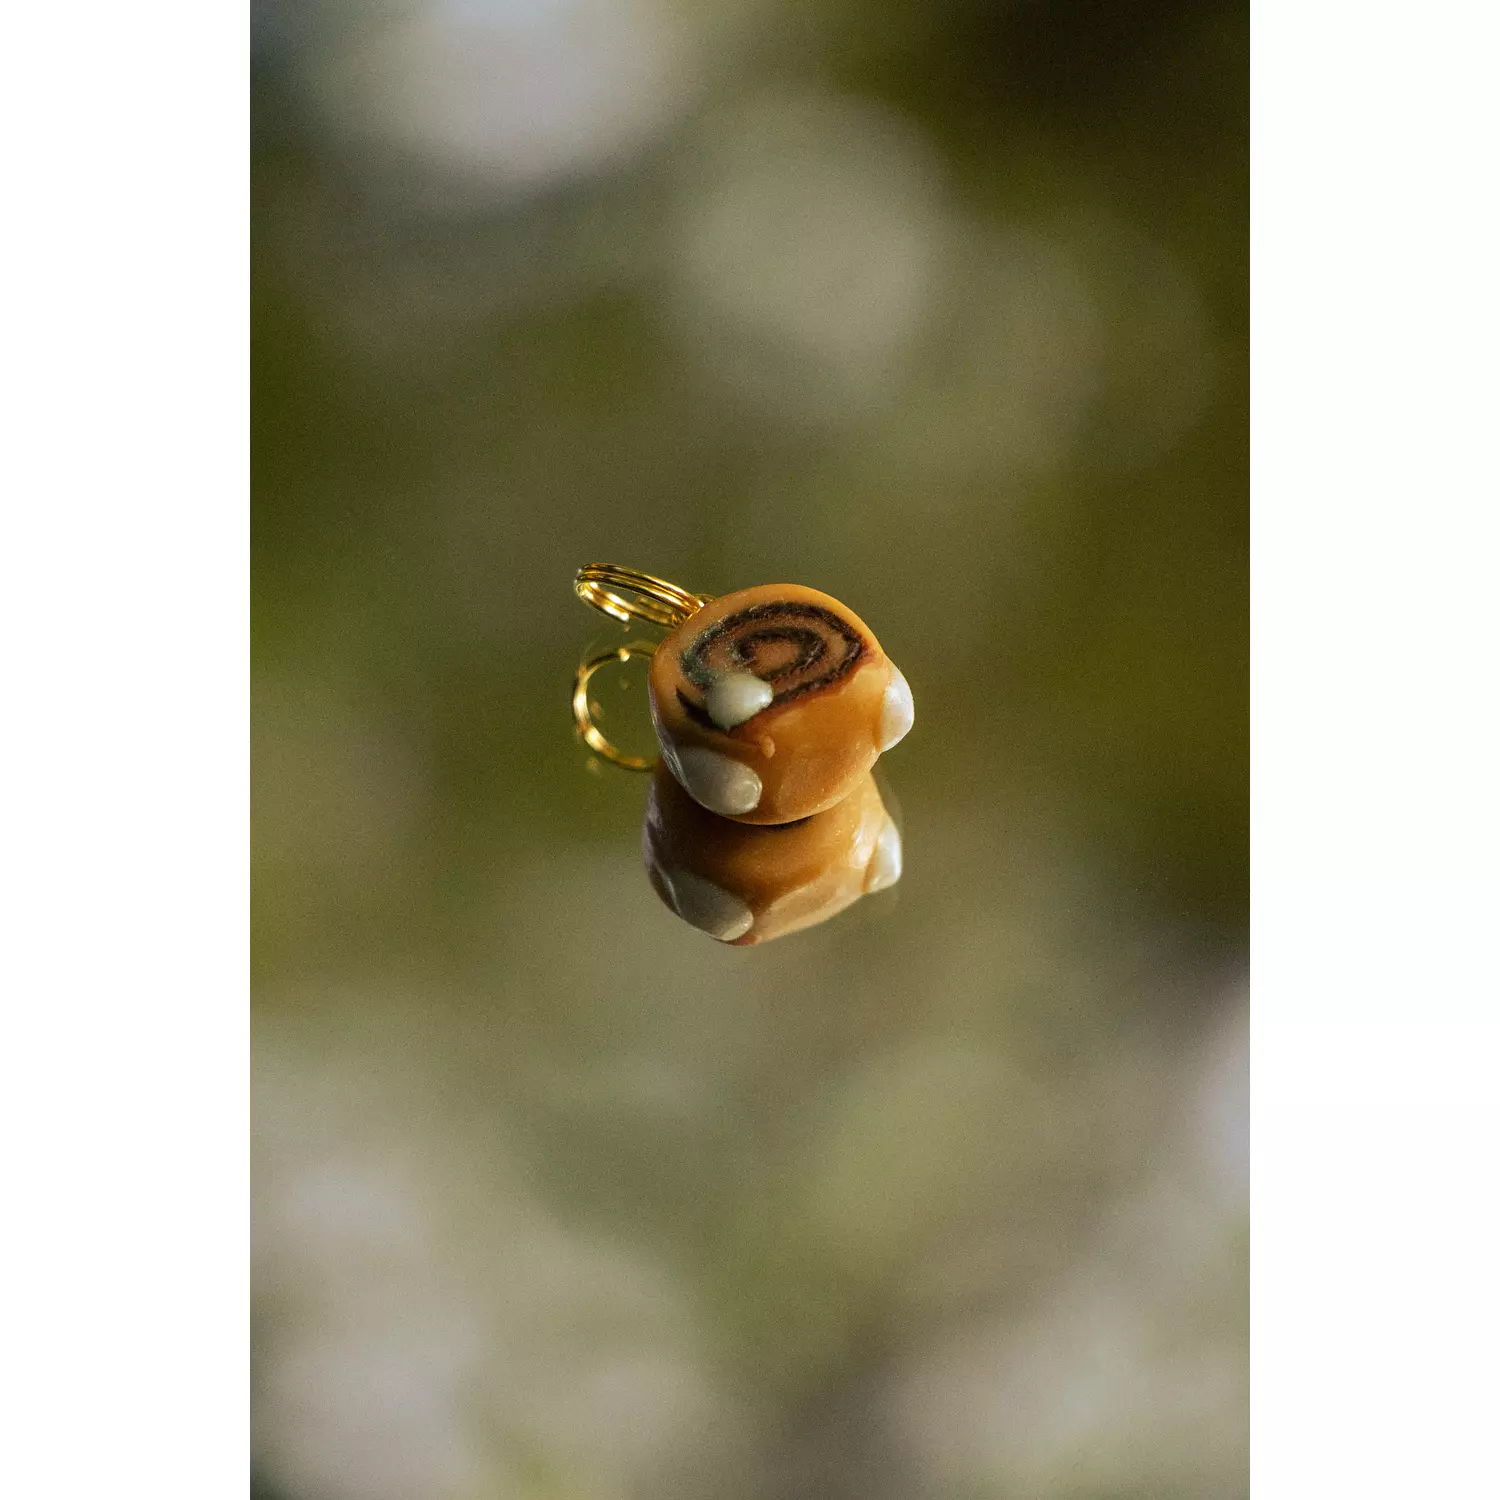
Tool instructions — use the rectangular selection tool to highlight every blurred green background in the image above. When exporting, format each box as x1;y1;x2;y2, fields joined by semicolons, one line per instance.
252;0;1246;1496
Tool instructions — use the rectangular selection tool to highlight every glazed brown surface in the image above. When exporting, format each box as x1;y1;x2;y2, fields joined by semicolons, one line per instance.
642;765;892;944
648;583;897;824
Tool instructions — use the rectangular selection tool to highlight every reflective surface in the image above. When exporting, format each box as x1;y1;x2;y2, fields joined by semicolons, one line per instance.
644;765;901;944
254;1;1247;1495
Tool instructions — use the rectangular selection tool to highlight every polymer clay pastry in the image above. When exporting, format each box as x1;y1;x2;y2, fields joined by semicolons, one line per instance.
648;583;912;822
642;764;901;945
572;565;913;823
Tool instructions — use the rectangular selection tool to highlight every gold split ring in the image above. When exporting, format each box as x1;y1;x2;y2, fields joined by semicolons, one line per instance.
572;641;660;771
574;563;714;630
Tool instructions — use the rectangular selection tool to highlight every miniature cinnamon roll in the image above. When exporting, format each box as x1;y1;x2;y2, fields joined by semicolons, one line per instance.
642;765;902;945
647;584;913;823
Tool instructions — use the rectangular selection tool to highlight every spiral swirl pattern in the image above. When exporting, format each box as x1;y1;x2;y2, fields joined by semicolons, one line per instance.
678;602;866;724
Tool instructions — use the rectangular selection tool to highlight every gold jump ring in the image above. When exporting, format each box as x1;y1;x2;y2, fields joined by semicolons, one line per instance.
572;641;660;771
574;563;714;629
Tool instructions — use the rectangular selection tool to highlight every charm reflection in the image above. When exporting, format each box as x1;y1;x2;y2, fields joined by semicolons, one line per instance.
643;765;901;945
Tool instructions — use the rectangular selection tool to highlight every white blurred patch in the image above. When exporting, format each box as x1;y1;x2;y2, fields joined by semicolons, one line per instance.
667;92;951;422
881;989;1248;1499
259;1320;487;1500
253;1020;754;1500
303;0;755;201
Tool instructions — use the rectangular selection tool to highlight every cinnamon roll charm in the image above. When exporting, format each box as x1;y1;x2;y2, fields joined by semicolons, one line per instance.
573;565;914;824
649;584;911;823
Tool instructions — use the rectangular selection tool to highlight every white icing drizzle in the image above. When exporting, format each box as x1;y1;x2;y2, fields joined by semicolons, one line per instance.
704;671;774;730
